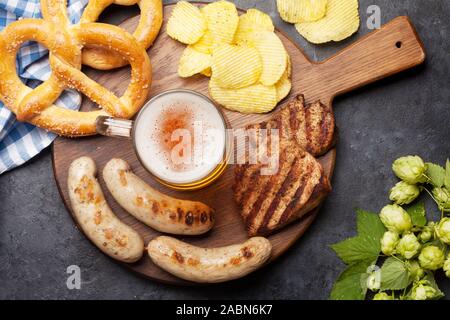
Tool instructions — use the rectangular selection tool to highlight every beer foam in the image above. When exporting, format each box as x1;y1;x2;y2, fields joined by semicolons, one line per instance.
134;91;226;185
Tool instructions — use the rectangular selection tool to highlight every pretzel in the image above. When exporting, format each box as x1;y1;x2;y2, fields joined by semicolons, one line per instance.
79;0;163;70
0;0;154;136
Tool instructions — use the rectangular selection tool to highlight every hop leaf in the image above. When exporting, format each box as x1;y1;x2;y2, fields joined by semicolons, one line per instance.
330;260;374;300
406;202;427;227
380;257;412;291
426;163;446;188
331;210;385;265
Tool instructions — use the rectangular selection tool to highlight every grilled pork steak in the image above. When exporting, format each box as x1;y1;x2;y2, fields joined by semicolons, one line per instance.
275;94;335;156
233;95;335;236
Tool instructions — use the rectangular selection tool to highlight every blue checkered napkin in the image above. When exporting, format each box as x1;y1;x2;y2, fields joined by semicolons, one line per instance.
0;0;88;174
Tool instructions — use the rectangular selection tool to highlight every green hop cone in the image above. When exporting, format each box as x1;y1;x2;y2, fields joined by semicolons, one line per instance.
410;280;437;300
443;255;450;278
373;292;394;300
392;155;427;184
380;231;399;255
406;260;425;280
389;181;420;205
436;218;450;244
397;233;421;259
432;188;450;212
418;222;435;243
366;272;380;292
379;204;413;234
418;245;445;270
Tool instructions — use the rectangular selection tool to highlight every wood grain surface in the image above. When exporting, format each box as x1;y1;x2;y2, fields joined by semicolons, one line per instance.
52;3;425;285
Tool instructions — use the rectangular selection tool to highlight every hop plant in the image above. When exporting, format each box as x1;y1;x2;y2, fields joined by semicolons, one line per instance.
436;218;450;244
366;272;380;292
443;255;450;278
406;260;425;281
432;188;450;212
380;231;399;256
397;233;421;259
389;181;420;205
373;292;394;300
410;280;437;300
392;155;427;184
418;222;435;243
419;245;445;271
379;204;412;234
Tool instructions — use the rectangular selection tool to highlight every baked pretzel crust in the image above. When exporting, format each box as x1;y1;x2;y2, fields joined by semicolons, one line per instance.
79;0;163;70
0;0;154;136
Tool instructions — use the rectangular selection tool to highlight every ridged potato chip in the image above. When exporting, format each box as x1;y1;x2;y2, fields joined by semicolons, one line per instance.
201;67;212;77
211;44;262;89
286;55;292;78
167;1;207;44
234;8;274;43
178;46;212;78
190;30;214;54
243;31;287;86
275;73;292;102
201;1;239;48
275;57;292;102
209;79;277;113
276;0;328;23
295;0;360;44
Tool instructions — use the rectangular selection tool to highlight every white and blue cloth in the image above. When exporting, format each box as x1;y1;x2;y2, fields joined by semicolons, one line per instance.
0;0;88;174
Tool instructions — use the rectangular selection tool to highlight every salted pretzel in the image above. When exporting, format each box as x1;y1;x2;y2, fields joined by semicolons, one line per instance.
79;0;163;70
0;0;154;136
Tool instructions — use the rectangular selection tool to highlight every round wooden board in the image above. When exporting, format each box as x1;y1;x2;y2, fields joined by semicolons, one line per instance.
53;3;426;284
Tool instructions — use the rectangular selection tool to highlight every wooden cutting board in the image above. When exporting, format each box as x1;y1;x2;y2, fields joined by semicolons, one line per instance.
52;3;425;285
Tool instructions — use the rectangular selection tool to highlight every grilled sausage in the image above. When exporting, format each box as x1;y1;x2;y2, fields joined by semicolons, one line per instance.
147;236;272;283
102;159;215;235
68;157;144;263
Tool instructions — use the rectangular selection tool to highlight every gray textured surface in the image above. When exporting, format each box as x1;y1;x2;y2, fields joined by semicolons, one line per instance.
1;0;449;300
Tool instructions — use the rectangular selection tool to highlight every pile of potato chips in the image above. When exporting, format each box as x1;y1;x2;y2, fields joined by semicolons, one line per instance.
276;0;360;44
167;1;292;114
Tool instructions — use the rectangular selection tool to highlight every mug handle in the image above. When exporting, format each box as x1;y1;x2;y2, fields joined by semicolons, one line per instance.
96;116;133;138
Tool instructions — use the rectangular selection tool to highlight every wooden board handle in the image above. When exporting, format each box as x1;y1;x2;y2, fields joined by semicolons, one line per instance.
310;16;426;103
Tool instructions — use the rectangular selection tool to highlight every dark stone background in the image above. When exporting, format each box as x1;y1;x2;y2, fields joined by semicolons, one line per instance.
1;0;449;299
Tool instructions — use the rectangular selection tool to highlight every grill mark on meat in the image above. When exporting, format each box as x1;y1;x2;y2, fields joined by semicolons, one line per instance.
319;113;329;151
289;101;299;131
279;161;314;225
257;155;302;235
244;151;289;230
239;168;266;218
286;175;331;225
304;105;312;154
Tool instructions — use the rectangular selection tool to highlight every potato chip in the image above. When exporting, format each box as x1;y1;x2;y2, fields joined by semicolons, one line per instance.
243;31;287;86
167;1;207;44
201;67;212;77
234;8;274;43
276;0;328;23
201;1;239;48
295;0;360;44
285;54;292;78
190;30;214;54
275;72;292;102
209;79;277;113
211;44;262;89
178;46;212;78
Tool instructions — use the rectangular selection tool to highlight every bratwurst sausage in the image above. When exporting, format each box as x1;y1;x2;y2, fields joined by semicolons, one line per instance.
147;236;272;283
68;157;144;263
103;158;215;235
